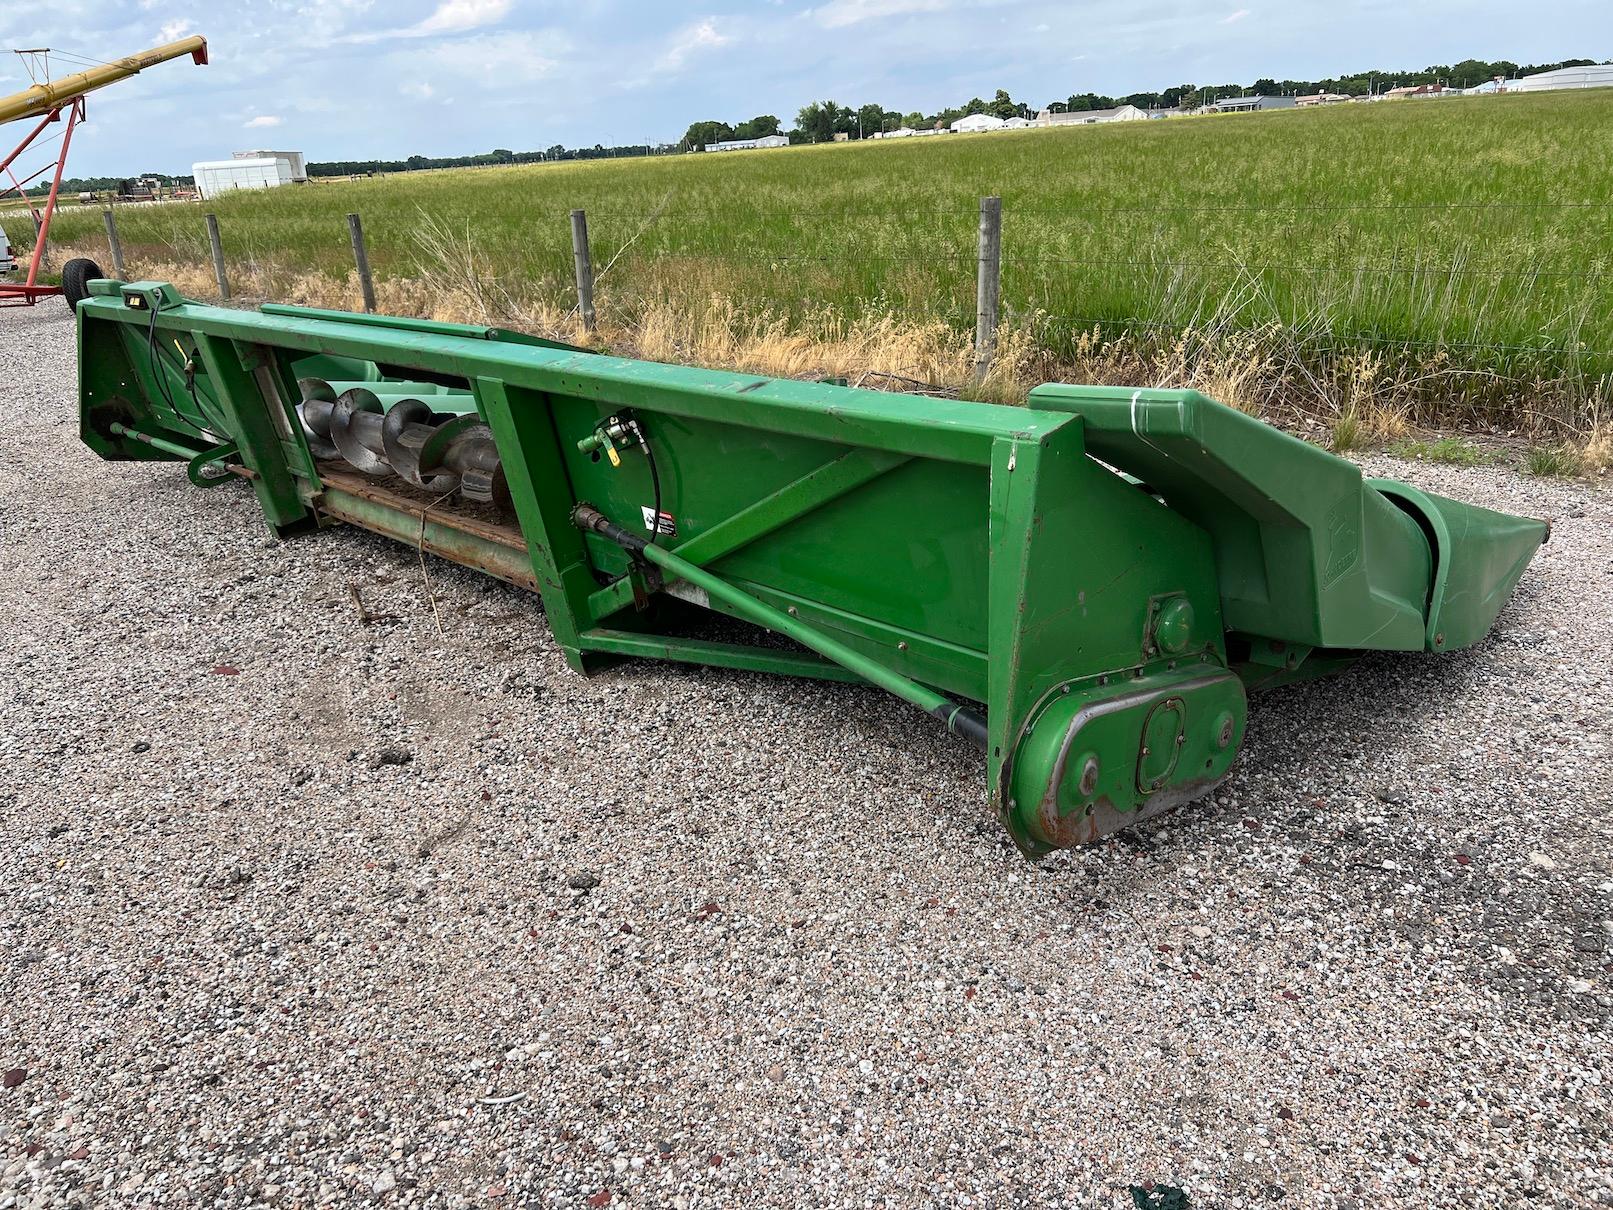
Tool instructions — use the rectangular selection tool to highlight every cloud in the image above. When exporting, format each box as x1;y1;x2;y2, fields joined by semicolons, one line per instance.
401;30;565;84
810;0;953;28
410;0;512;36
1221;8;1250;22
658;17;730;71
401;81;436;98
343;0;511;43
244;115;283;128
156;18;193;41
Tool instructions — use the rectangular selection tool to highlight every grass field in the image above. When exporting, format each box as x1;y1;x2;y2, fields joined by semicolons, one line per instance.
27;89;1613;459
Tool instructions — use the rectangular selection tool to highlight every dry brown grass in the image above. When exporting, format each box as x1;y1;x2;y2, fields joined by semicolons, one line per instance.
46;237;1605;475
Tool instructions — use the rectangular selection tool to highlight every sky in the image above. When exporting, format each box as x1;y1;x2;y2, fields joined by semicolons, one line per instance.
0;0;1608;177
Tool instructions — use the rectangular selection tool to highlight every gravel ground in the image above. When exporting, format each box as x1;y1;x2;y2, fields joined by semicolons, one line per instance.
2;300;1610;1210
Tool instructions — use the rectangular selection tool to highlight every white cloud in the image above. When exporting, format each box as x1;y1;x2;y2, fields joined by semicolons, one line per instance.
342;0;511;43
1221;8;1250;22
294;0;378;41
156;18;194;42
401;81;436;98
403;30;564;84
658;17;731;71
810;0;953;29
411;0;512;36
244;114;283;128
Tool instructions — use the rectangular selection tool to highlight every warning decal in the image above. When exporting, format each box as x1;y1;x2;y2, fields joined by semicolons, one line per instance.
641;506;677;537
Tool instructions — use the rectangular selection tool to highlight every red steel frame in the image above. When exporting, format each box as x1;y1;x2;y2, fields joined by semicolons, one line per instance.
0;96;85;306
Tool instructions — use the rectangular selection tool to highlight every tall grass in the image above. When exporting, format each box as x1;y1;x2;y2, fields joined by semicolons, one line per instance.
28;89;1613;451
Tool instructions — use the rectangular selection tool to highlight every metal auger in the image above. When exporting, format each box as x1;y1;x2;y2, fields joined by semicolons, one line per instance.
296;379;510;510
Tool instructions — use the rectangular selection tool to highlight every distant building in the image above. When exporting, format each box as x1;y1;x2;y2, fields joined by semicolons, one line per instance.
1295;92;1352;107
951;113;1006;132
1000;115;1032;129
1507;63;1613;92
1381;83;1453;100
192;152;305;199
235;149;307;181
1208;95;1297;113
1034;104;1147;126
705;134;790;152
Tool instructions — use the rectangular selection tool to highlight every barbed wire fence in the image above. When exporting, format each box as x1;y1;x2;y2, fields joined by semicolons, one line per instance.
82;197;1613;413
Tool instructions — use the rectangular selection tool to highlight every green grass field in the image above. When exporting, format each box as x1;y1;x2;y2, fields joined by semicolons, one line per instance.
30;89;1613;438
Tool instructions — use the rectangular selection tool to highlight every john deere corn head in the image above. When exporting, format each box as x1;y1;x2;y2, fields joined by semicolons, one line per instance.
76;282;1547;855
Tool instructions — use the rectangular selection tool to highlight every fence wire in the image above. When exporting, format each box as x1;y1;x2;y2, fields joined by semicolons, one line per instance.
64;199;1613;376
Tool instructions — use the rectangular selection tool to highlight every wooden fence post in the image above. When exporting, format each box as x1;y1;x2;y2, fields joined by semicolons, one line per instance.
102;208;126;279
974;196;1002;382
570;208;596;333
205;213;230;301
347;213;376;313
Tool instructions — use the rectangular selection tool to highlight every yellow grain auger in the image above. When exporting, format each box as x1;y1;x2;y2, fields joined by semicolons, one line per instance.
0;35;207;307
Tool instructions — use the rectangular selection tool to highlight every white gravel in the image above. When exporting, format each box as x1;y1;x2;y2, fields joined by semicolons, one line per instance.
2;300;1610;1209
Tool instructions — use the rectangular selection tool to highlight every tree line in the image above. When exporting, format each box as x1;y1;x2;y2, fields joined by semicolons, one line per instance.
22;53;1609;192
681;56;1609;148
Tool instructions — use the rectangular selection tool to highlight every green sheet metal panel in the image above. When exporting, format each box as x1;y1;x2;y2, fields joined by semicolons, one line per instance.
73;283;1548;855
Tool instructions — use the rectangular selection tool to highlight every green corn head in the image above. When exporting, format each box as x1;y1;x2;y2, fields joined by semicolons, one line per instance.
77;282;1547;855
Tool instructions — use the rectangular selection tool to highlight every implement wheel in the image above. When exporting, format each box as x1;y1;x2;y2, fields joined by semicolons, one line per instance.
62;258;106;311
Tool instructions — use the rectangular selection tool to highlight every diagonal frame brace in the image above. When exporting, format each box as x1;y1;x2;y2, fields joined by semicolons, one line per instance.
586;446;910;622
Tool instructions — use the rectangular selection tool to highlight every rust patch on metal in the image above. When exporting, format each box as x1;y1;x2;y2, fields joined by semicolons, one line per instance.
315;464;539;593
1037;774;1226;848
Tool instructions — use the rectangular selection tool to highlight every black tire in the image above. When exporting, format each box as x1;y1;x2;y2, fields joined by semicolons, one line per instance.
62;258;106;311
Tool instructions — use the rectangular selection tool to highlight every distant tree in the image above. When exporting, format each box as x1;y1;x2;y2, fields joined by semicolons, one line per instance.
682;120;734;150
902;110;925;128
962;96;988;115
1252;78;1280;95
1064;92;1119;112
795;100;846;143
855;103;886;137
987;88;1017;119
733;114;781;139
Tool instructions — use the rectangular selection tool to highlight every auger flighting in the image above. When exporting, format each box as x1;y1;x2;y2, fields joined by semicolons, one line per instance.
296;380;510;510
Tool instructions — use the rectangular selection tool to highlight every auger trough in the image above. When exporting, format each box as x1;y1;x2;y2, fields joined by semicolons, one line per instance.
76;282;1548;855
